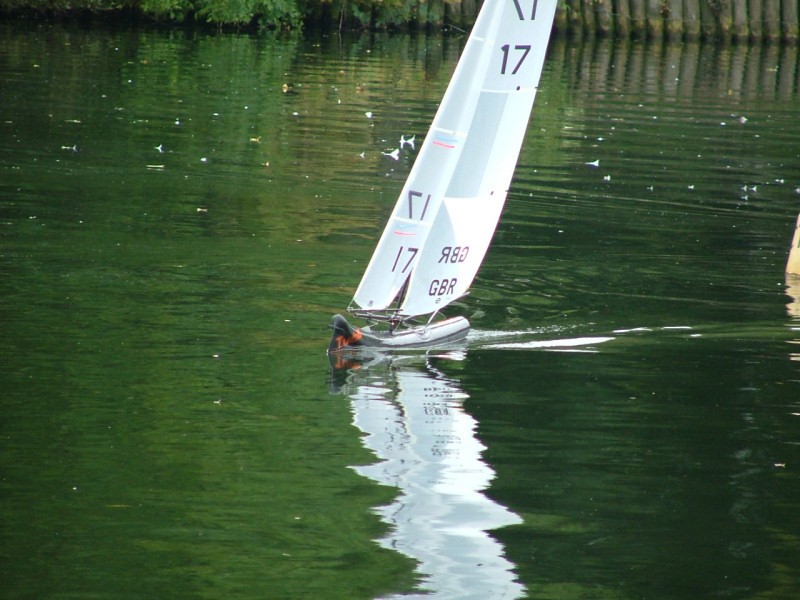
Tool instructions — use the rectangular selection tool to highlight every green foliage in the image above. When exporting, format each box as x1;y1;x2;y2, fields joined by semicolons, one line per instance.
0;0;467;28
138;0;193;21
363;0;417;28
194;0;303;27
0;0;304;27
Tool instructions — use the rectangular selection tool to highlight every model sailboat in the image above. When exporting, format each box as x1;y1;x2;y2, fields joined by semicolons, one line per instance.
329;0;557;354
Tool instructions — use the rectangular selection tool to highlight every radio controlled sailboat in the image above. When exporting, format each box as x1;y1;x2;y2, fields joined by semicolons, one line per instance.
329;0;557;354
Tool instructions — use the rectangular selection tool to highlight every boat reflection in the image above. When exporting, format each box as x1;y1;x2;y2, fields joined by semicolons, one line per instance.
329;352;524;600
785;214;800;360
785;274;800;361
787;275;800;318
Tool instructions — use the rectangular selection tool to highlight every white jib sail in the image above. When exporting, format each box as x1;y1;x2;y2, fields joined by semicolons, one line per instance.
351;0;557;318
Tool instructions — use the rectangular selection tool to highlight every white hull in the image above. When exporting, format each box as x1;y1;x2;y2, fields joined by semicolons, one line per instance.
328;314;469;353
366;316;470;348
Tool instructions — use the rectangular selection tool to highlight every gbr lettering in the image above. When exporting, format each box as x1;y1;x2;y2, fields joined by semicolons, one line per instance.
429;278;457;297
438;245;469;264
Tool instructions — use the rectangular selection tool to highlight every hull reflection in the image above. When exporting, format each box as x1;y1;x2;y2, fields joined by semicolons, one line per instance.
331;353;524;600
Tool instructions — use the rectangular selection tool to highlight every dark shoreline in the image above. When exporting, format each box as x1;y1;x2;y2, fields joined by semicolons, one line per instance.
2;0;798;44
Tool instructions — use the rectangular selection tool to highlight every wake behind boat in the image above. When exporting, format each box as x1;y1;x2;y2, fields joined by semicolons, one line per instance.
328;0;558;354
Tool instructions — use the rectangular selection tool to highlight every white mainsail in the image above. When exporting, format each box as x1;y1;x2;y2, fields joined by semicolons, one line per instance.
351;0;557;319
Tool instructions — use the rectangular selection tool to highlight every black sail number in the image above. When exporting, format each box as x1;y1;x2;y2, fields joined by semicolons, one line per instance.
391;246;418;273
512;0;538;20
500;44;531;75
504;0;537;75
407;189;431;220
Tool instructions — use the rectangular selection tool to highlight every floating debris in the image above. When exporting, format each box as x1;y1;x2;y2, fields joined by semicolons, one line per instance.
365;111;373;119
585;159;599;167
155;144;164;153
383;148;400;161
400;134;416;150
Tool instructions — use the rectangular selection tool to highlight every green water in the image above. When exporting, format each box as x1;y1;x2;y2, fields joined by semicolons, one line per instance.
2;21;800;599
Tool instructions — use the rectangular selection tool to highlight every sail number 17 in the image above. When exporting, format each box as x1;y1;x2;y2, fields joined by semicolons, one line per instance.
502;0;537;75
392;246;418;273
500;44;531;75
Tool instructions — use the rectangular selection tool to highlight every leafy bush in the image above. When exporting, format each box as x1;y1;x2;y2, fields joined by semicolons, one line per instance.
138;0;194;21
0;0;471;29
194;0;302;27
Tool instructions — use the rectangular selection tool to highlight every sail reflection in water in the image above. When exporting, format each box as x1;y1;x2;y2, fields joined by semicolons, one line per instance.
332;355;523;599
785;215;800;360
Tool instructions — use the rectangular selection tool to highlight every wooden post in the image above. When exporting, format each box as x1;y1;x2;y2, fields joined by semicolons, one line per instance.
617;0;632;37
461;0;478;26
683;0;701;39
749;0;763;40
787;214;800;275
647;0;664;38
567;0;583;37
699;0;716;39
782;0;799;43
763;0;780;41
667;0;684;40
732;0;749;41
629;0;647;37
596;0;614;36
716;0;734;42
583;0;597;36
554;0;569;33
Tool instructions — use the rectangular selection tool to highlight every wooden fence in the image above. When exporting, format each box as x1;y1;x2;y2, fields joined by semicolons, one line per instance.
444;0;799;43
554;0;799;42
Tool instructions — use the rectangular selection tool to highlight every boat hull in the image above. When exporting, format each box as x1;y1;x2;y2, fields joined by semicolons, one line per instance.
328;314;470;354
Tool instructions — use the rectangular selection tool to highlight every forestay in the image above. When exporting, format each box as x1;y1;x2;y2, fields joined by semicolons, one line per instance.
351;0;557;319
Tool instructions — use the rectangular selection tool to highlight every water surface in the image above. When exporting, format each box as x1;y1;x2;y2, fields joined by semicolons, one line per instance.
2;22;800;599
